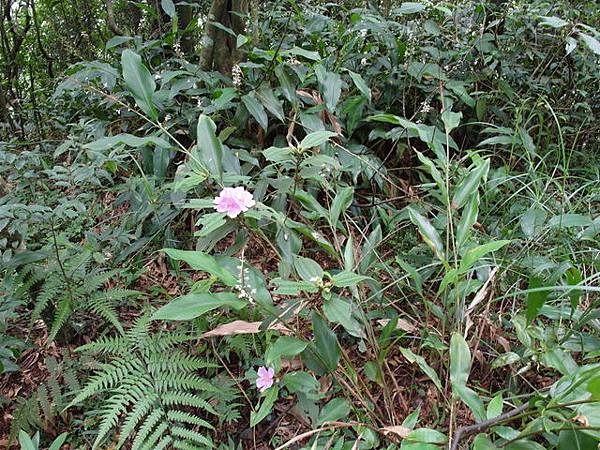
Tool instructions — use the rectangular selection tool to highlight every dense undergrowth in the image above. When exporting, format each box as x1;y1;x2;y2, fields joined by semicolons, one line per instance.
1;0;600;449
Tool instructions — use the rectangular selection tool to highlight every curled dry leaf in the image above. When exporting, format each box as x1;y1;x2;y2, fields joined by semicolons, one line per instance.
380;425;410;438
201;320;290;338
376;318;416;333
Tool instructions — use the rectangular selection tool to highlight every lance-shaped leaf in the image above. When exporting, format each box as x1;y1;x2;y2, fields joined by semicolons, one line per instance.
407;207;445;261
196;114;224;182
121;49;158;120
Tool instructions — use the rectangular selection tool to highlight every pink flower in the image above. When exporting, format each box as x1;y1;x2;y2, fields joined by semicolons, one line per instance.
256;366;275;392
213;187;256;218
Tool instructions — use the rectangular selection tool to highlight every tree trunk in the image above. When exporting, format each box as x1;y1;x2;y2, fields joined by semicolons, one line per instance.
199;0;248;73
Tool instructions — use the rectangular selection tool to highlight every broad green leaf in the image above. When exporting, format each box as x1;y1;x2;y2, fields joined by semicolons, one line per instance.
256;86;285;122
263;146;293;162
151;292;246;321
250;386;279;427
242;92;268;131
283;371;321;398
18;431;36;450
458;240;511;272
330;186;353;228
450;333;471;386
407;207;445;261
310;312;340;373
271;279;318;295
487;394;503;419
452;159;489;209
347;70;371;102
162;248;237;286
441;110;462;133
454;383;486;422
300;130;337;149
580;33;600;55
317;398;350;425
526;276;549;323
121;49;158;120
400;347;442;391
323;295;365;338
405;428;447;444
161;0;175;17
520;207;547;239
547;213;592;228
315;64;342;111
195;212;227;237
557;430;598;450
539;16;569;28
84;134;171;151
266;336;307;367
331;271;369;287
491;352;521;369
196;114;224;182
293;255;323;282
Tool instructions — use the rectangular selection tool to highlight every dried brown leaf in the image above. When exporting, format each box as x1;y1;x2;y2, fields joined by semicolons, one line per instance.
201;320;290;338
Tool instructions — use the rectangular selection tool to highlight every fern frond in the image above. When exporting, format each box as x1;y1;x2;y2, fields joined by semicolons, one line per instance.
166;410;214;430
116;393;159;449
48;296;72;341
161;392;217;415
171;426;213;447
131;408;165;450
77;334;130;354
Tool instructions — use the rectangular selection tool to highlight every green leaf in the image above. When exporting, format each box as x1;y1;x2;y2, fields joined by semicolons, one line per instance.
330;186;353;228
49;433;69;450
580;33;600;55
450;333;471;386
310;312;340;373
163;248;237;286
18;431;36;450
547;214;592;229
242;92;268;131
491;352;521;369
520;207;547;239
315;65;342;111
566;267;583;308
300;130;338;149
405;428;447;444
84;134;171;151
121;49;158;120
400;347;442;391
456;193;479;249
487;394;503;419
256;86;285;122
196;114;224;182
283;371;321;398
250;386;279;427
441;110;462;133
266;336;307;367
317;398;350;425
161;0;175;17
450;334;486;421
452;159;490;209
151;292;246;321
458;240;511;273
557;430;598;450
331;271;369;288
407;207;445;261
263;146;293;162
526;276;549;324
347;70;371;102
539;16;569;28
293;256;324;282
323;295;365;338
